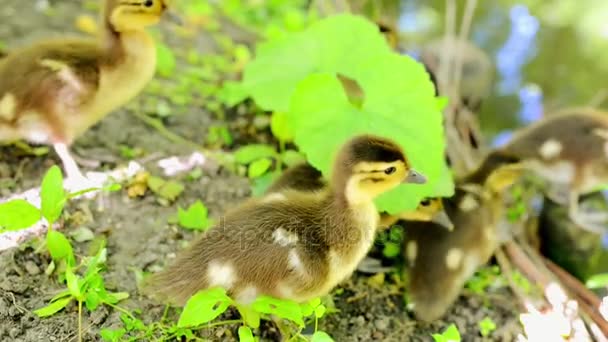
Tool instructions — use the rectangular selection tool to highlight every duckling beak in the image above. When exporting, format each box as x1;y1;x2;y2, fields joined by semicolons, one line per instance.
403;169;427;184
431;211;454;231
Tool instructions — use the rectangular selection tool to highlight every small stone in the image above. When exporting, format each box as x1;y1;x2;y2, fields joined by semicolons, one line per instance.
355;316;365;326
9;327;20;338
374;318;389;331
372;331;385;340
23;261;40;275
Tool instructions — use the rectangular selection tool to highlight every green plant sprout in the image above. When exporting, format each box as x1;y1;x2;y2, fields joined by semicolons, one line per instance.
432;324;461;342
478;317;497;337
585;272;608;289
177;200;212;231
228;14;453;214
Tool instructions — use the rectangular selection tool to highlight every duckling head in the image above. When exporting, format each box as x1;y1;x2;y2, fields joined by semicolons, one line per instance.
334;135;427;203
107;0;171;32
416;198;454;230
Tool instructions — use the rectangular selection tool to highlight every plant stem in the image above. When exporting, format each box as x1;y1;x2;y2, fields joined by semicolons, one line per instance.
104;302;137;321
78;300;82;342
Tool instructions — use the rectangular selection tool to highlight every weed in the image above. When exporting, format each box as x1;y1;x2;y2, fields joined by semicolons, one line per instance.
479;317;497;337
432;323;461;342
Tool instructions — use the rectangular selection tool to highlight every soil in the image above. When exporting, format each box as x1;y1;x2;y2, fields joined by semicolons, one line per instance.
0;1;523;341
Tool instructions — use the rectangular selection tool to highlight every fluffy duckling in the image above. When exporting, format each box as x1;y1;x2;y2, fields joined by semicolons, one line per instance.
145;135;427;305
266;162;453;230
0;0;171;186
403;157;523;322
494;108;608;233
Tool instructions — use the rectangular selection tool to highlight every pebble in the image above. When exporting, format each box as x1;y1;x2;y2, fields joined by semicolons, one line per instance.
354;316;365;326
9;327;21;338
23;261;40;275
374;317;389;331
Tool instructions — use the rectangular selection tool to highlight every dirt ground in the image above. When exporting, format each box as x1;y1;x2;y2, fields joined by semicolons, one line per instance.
0;1;523;341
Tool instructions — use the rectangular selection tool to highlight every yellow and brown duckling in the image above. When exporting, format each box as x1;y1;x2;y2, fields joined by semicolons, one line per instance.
403;154;523;322
0;0;172;186
494;107;608;233
145;135;427;305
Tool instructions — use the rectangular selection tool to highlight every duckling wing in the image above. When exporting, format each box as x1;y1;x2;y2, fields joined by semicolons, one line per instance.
0;40;101;130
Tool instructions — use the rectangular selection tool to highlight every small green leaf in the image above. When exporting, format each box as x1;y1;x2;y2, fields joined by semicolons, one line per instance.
479;317;496;337
178;288;233;327
236;304;261;329
251;171;280;197
382;242;401;258
238;326;255;342
280;150;306;168
156;43;176;77
248;158;272;178
252;296;304;327
177;200;210;230
100;328;126;342
106;292;129;303
432;324;461;342
271;112;294;142
40;166;66;224
0;200;41;231
586;273;608;289
312;331;335;342
46;231;75;266
85;291;101;311
314;304;327;318
69;227;95;242
147;176;184;202
234;144;276;164
34;297;72;317
65;268;83;301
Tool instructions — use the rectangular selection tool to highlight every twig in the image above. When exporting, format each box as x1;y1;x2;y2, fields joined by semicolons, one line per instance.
494;247;528;310
452;0;478;100
438;0;456;96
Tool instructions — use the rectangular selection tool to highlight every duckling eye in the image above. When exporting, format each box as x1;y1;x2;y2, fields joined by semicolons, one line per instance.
143;0;154;7
420;199;431;206
384;167;396;175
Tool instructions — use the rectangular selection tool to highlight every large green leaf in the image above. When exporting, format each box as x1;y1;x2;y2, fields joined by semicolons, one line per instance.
240;14;390;112
177;288;233;328
0;200;41;231
251;296;304;327
288;71;452;213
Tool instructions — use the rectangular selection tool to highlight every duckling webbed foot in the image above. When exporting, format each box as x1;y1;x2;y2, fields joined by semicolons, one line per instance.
54;143;102;196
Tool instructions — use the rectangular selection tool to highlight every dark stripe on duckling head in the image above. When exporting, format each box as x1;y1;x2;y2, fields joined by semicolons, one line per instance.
346;135;406;164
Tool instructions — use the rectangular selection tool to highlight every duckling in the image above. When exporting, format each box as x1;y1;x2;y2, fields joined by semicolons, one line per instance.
145;135;427;305
403;158;523;322
265;162;454;231
494;108;608;233
0;0;172;188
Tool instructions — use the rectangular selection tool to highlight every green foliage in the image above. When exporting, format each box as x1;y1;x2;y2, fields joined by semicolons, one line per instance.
466;265;504;294
235;144;277;164
238;326;256;342
479;317;497;337
34;297;72;318
40;165;66;225
585;272;608;289
156;42;177;78
232;14;453;213
46;230;75;266
178;287;234;327
177;200;211;230
270;111;294;143
147;176;185;202
432;324;461;342
248;158;273;178
252;295;305;327
312;331;335;342
0;200;40;232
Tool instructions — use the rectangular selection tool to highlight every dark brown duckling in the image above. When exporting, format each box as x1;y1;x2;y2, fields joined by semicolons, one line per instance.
403;155;523;322
0;0;172;188
494;107;608;233
145;135;427;305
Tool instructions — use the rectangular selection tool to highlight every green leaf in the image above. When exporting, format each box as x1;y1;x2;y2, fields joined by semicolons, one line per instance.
105;292;129;303
177;288;233;327
270;111;294;142
251;171;280;197
85;291;101;311
46;231;75;266
234;144;276;164
100;328;126;342
479;317;496;337
147;176;184;202
156;43;176;77
0;200;41;231
432;324;461;342
288;70;452;214
40;165;66;224
236;304;261;329
34;297;72;317
238;326;255;342
280;150;306;168
585;273;608;289
248;158;273;179
314;304;327;318
177;200;210;230
240;14;391;112
383;242;401;258
252;296;304;327
312;331;334;342
65;268;83;301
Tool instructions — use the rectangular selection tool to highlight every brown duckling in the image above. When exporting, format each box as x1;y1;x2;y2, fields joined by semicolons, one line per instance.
494;108;608;233
403;156;523;322
145;135;427;305
0;0;172;187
